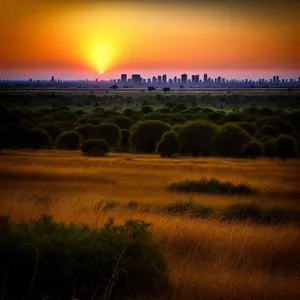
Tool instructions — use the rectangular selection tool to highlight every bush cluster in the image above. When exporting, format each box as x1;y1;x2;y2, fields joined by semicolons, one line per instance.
0;215;168;299
1;93;299;159
168;177;255;194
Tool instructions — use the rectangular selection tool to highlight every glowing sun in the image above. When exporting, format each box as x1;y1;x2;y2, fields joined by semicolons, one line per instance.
99;70;104;74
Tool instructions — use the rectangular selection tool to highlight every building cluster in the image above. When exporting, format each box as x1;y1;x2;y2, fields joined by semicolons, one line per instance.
1;74;300;88
108;73;300;87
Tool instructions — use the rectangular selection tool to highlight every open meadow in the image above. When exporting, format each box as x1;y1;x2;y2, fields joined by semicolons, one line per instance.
1;150;300;299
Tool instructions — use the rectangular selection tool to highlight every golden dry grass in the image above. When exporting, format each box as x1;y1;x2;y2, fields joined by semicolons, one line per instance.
0;150;300;299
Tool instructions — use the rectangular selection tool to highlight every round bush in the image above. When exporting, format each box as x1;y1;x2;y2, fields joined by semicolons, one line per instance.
275;135;297;160
120;129;131;151
257;125;280;138
130;120;171;153
81;139;109;156
56;131;81;150
94;123;121;147
27;128;51;150
263;139;275;158
75;124;96;139
141;105;154;114
42;124;63;144
111;116;132;130
178;120;220;156
156;130;180;158
214;124;252;157
244;141;262;160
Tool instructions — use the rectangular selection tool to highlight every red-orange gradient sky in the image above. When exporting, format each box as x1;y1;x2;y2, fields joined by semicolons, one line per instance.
0;0;300;80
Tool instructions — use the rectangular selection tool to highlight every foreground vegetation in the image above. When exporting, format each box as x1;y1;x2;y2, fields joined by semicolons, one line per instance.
0;151;300;299
0;215;167;299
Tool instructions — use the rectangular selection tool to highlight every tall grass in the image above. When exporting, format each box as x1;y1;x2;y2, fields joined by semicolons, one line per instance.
0;150;300;299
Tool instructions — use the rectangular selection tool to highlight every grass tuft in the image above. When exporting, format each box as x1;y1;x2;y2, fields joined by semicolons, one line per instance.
168;177;255;194
164;200;214;218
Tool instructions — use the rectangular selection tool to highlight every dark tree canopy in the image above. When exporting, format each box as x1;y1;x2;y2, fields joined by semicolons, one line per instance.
275;135;297;160
81;139;109;156
178;120;220;156
120;129;131;151
156;130;180;158
27;129;51;150
263;139;275;158
56;131;82;150
130;120;171;153
244;141;263;160
111;116;132;130
94;123;121;147
42;124;63;144
75;124;96;140
214;124;252;157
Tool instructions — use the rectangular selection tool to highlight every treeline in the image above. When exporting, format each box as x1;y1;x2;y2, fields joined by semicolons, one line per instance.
0;96;300;159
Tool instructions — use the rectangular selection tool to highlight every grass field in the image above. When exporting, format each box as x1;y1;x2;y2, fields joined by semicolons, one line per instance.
0;150;300;299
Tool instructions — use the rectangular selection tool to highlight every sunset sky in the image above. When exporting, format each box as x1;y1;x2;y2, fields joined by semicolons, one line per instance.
0;0;300;80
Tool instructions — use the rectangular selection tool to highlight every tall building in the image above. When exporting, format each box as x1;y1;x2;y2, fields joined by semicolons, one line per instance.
51;76;54;82
273;76;276;83
132;74;142;84
276;76;279;83
217;76;221;83
152;77;157;84
158;76;162;84
174;76;177;83
204;73;208;82
121;74;127;83
162;74;167;83
181;74;187;84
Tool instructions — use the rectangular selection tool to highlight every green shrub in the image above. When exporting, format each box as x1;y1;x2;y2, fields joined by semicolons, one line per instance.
27;128;51;150
0;215;168;299
130;120;171;153
275;135;297;160
111;116;132;130
214;124;252;157
81;139;109;156
165;201;214;218
263;139;275;158
42;124;63;143
156;130;180;158
177;120;220;156
75;124;96;139
141;105;154;114
94;122;121;147
120;129;131;152
244;141;263;160
257;125;280;138
56;131;81;150
168;177;254;194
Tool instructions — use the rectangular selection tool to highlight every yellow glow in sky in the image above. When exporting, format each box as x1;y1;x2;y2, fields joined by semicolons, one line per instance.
0;0;300;79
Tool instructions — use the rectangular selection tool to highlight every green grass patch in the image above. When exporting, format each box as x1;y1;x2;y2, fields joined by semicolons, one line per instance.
168;177;255;194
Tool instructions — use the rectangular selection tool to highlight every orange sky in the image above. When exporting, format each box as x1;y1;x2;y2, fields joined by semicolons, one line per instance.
0;0;300;79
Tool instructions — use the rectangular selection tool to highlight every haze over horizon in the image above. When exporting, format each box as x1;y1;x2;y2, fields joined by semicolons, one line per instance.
1;0;300;80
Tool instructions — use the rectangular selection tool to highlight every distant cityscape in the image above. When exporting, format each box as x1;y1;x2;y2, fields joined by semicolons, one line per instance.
1;73;300;89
